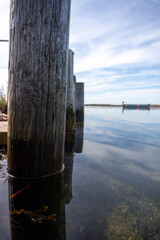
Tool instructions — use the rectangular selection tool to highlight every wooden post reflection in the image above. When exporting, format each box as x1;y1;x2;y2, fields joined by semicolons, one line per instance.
63;141;75;205
8;173;66;240
74;122;84;154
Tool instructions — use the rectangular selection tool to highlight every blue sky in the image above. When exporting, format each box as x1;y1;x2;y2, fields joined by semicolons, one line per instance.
0;0;160;104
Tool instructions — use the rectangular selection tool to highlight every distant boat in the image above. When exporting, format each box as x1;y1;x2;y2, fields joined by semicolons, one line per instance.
122;103;150;110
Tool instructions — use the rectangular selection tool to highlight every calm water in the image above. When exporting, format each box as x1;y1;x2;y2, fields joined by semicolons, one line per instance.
0;107;160;240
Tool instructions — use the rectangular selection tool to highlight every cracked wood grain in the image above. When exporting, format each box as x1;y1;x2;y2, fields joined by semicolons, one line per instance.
8;0;71;178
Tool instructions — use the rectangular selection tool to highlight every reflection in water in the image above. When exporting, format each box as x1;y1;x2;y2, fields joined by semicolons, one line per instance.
64;151;74;205
66;107;160;240
8;126;78;240
74;122;84;153
64;134;75;205
8;173;66;240
0;154;10;240
122;107;150;114
65;130;75;152
64;127;76;205
1;107;160;239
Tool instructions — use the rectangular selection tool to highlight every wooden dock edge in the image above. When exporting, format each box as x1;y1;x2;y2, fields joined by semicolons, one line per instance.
0;122;7;146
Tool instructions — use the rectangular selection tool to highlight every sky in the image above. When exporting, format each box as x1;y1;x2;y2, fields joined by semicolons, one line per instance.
0;0;160;104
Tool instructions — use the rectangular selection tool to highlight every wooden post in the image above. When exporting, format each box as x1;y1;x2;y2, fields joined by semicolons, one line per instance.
65;50;76;151
73;75;76;107
8;0;71;178
65;49;76;132
75;82;84;122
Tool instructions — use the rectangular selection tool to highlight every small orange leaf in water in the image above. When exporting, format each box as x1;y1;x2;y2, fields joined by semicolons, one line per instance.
10;185;30;199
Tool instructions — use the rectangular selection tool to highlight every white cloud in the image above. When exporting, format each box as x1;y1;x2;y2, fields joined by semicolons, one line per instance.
86;88;160;105
0;0;9;39
69;0;160;103
0;69;8;94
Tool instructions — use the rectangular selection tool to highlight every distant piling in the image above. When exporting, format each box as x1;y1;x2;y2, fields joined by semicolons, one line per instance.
73;75;76;108
65;49;76;132
75;82;84;122
8;0;71;178
65;50;76;151
74;82;84;152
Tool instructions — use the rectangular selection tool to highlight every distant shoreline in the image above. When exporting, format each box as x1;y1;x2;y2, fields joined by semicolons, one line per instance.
85;104;160;108
85;104;122;107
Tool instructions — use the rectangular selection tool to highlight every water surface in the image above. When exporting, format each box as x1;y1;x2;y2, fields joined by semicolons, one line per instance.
0;107;160;240
66;107;160;240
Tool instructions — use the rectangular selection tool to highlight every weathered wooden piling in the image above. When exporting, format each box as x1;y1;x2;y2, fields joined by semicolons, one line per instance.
74;81;84;152
8;0;71;178
73;75;76;109
73;75;76;85
75;82;84;122
65;50;76;151
65;49;76;132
